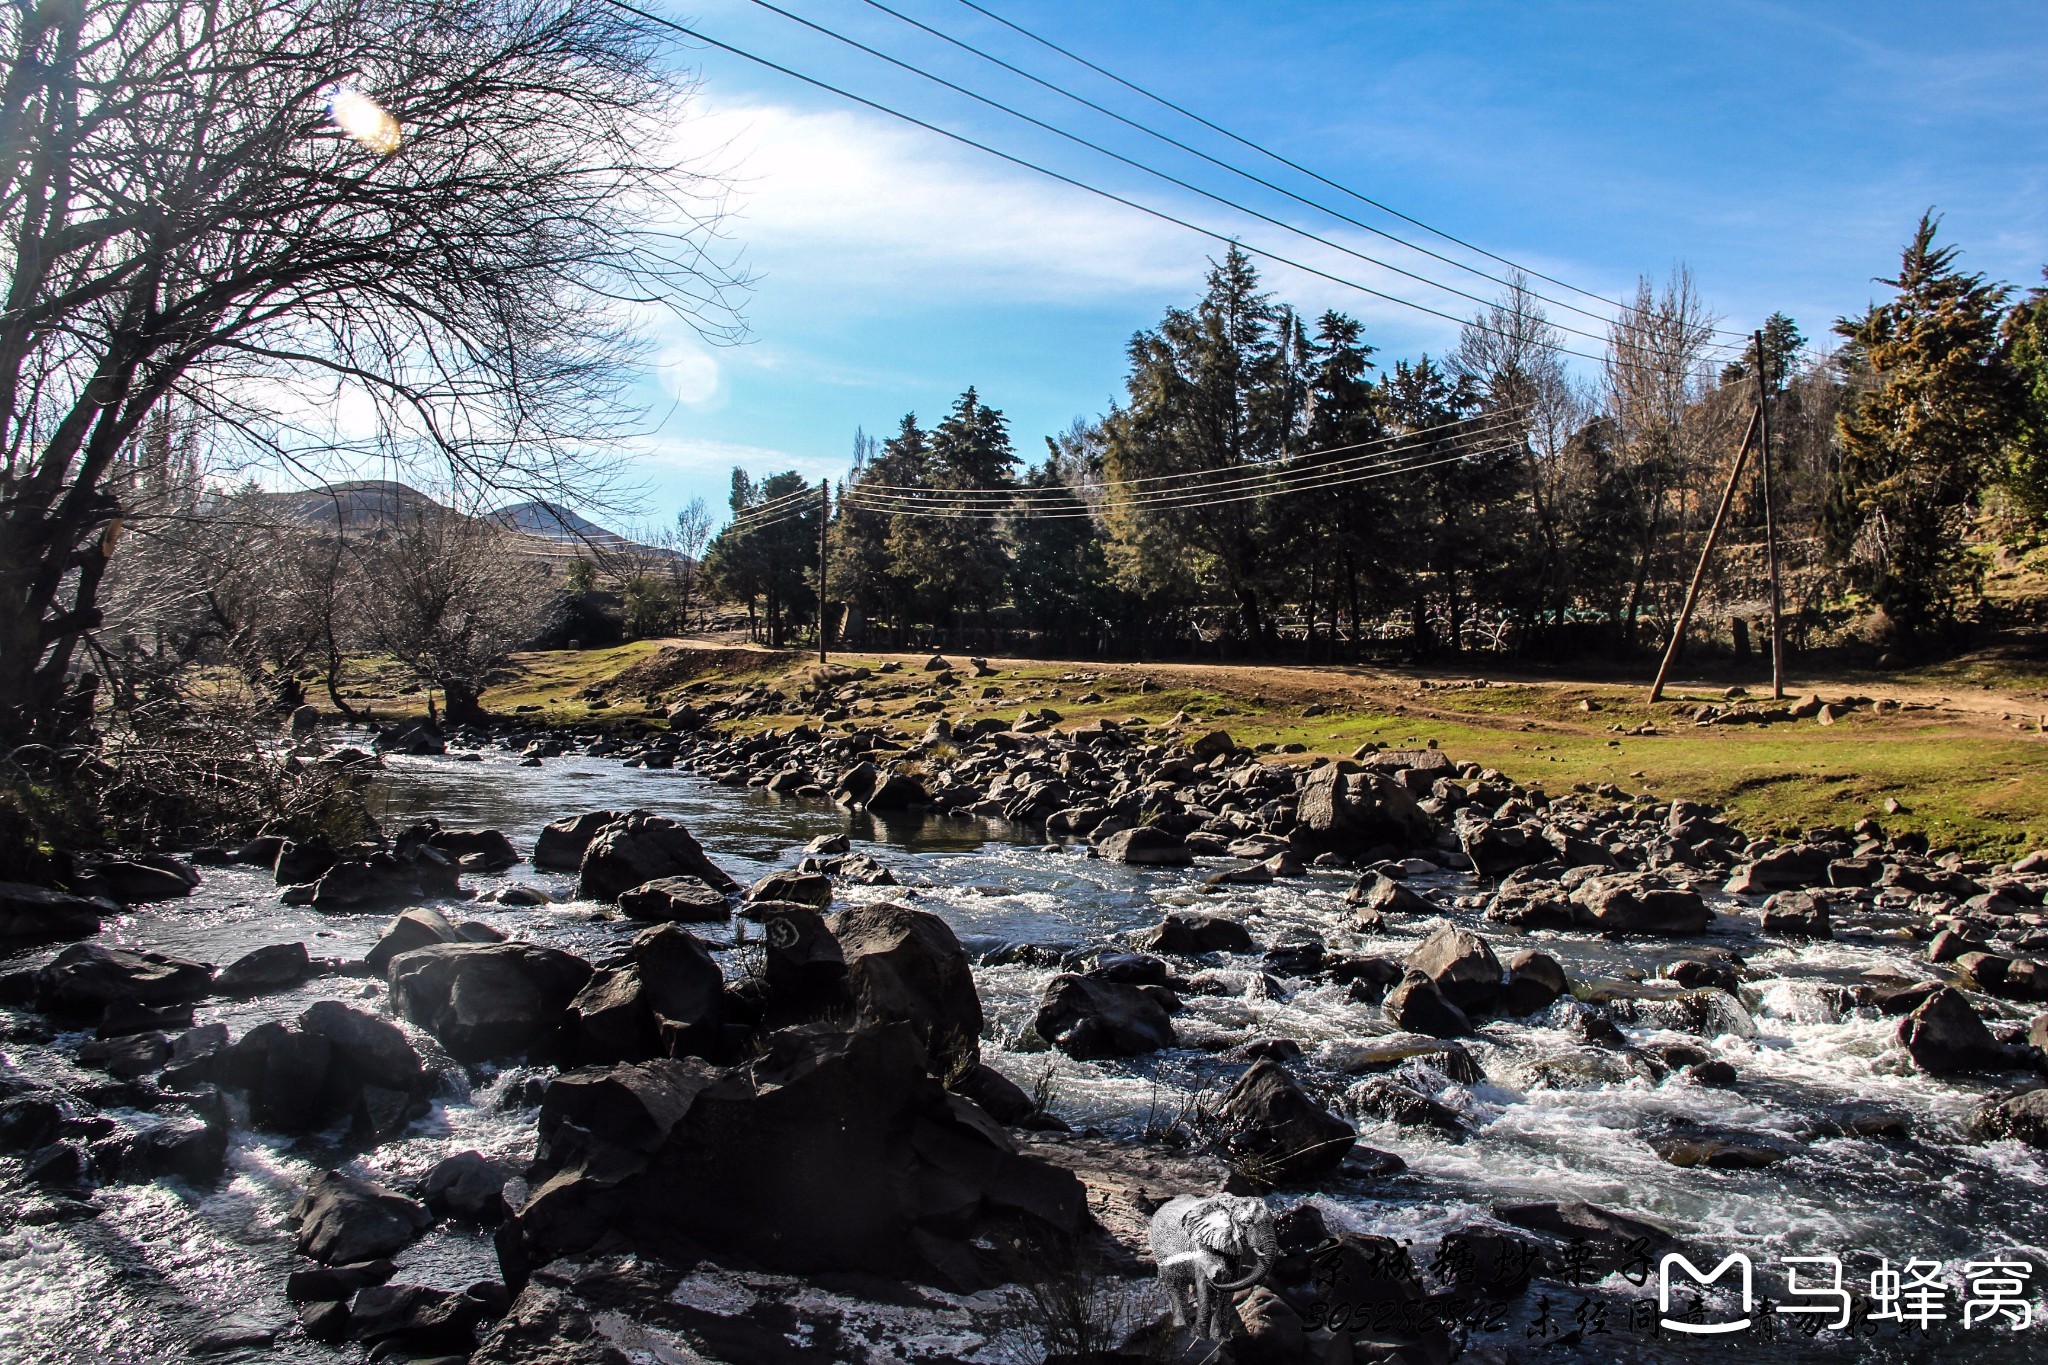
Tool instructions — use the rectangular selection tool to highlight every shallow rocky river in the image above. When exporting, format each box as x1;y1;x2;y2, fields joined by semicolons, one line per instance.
3;735;2046;1363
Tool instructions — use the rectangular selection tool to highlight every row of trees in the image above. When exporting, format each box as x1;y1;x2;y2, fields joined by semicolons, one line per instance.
703;220;2048;662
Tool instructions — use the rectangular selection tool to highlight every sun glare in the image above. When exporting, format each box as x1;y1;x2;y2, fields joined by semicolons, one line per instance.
328;86;403;155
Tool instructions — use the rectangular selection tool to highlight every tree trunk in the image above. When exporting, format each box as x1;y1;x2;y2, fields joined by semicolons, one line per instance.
443;680;488;726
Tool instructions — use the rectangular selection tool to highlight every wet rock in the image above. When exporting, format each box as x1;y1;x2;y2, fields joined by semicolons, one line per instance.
470;1284;631;1365
273;836;337;885
0;881;106;941
220;1001;428;1136
387;942;595;1061
364;907;467;975
1724;844;1831;895
1494;1199;1673;1256
516;1024;1086;1291
1649;1119;1796;1169
214;942;312;996
1502;951;1568;1017
427;828;520;872
374;718;445;756
291;1170;433;1265
1381;971;1473;1038
344;1282;489;1352
1217;1059;1356;1183
1261;940;1325;978
1028;974;1176;1058
1760;890;1832;939
1297;765;1433;855
301;843;460;911
1897;987;2002;1074
1966;1088;2048;1148
90;1114;228;1184
1570;872;1712;935
1455;814;1552;879
1130;912;1256;956
1348;873;1434;928
947;1062;1038;1126
1096;826;1193;866
616;876;728;922
87;855;199;904
826;902;984;1077
1403;924;1503;1015
96;999;193;1038
1233;1286;1306;1365
76;1031;170;1080
286;1259;397;1302
578;813;737;900
566;925;725;1065
533;811;628;872
745;869;831;909
1664;957;1741;992
1684;1059;1738;1087
1809;1103;1910;1140
34;943;214;1016
1432;1226;1550;1297
1345;1075;1467;1140
424;1151;518;1221
1927;927;1991;964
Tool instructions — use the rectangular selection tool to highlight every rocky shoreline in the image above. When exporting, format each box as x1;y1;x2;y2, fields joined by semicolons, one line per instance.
3;657;2047;1362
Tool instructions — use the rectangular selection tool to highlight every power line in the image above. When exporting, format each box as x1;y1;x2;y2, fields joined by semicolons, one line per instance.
845;403;1533;500
952;0;1755;344
737;0;1690;359
594;0;1741;373
855;0;1671;342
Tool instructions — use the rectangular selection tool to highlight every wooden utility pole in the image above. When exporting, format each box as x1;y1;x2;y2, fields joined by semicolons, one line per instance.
816;478;830;664
1753;330;1786;700
1649;405;1760;702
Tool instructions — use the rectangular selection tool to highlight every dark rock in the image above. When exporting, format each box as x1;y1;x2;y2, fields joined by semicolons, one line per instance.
214;942;312;996
1966;1089;2048;1147
1455;815;1552;879
1261;941;1325;978
515;1025;1086;1292
1347;873;1433;928
1665;957;1741;992
615;876;728;922
34;943;213;1015
76;1031;170;1080
219;1001;427;1136
471;1285;632;1365
0;881;105;941
1494;1199;1673;1254
1297;765;1434;855
826;902;983;1077
1382;972;1473;1038
1724;844;1831;895
1570;872;1712;935
96;999;193;1038
1130;912;1255;956
286;1259;397;1303
1760;891;1832;939
579;813;737;900
1346;1075;1467;1140
425;1151;518;1221
1897;987;2002;1074
1502;951;1568;1016
1215;1060;1357;1184
291;1170;433;1265
303;844;460;911
386;942;594;1061
1096;826;1192;866
746;869;832;909
89;856;199;903
1684;1060;1738;1087
533;811;628;872
1404;924;1503;1015
273;836;337;885
364;907;467;975
1649;1119;1795;1169
427;828;520;872
1233;1286;1306;1365
1029;974;1176;1058
345;1282;488;1351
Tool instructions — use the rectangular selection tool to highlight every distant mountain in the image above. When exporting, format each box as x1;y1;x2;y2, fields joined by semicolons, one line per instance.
233;482;674;565
491;499;638;550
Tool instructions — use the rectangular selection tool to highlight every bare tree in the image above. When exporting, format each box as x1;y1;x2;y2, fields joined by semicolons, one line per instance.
0;0;745;741
355;504;547;723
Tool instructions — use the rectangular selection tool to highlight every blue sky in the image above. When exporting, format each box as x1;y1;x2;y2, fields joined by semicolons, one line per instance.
598;0;2048;533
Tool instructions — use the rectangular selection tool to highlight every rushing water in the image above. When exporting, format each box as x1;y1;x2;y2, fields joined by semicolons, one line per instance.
2;742;2045;1363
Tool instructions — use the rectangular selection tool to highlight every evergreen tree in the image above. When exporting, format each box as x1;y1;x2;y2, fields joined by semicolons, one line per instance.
832;416;926;645
2002;271;2048;524
1720;312;1806;389
1830;213;2019;647
704;470;820;646
885;390;1018;644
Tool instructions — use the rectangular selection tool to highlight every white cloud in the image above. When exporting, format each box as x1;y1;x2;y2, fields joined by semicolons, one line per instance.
638;432;845;484
656;337;725;408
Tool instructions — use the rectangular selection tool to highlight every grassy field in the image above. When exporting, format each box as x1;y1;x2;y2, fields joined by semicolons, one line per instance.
315;639;2048;860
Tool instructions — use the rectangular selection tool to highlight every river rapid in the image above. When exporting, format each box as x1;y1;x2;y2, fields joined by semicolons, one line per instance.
2;738;2045;1363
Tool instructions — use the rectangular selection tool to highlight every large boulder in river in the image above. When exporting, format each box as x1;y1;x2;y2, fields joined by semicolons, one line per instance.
616;875;729;922
364;907;467;975
1296;766;1433;856
577;813;736;901
86;855;200;904
532;811;628;872
565;924;726;1065
219;1001;430;1138
0;882;106;941
1382;971;1473;1038
34;943;214;1015
292;1170;433;1265
825;902;983;1077
1096;826;1192;866
386;942;594;1061
1217;1059;1357;1183
297;845;461;911
1404;924;1503;1015
746;869;831;910
512;1025;1087;1290
1454;812;1553;879
1029;973;1175;1058
1131;912;1257;956
1569;872;1712;935
425;828;519;872
214;942;312;996
1897;987;2002;1074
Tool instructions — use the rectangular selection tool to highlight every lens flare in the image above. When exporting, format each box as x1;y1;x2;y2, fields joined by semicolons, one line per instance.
327;86;402;155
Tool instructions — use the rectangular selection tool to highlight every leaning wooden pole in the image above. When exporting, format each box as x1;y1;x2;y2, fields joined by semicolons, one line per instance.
1754;331;1787;700
1649;405;1760;703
